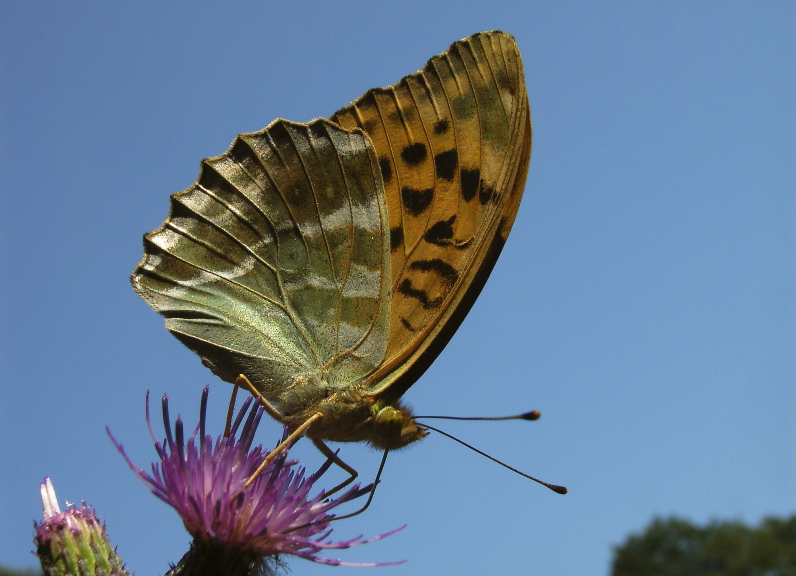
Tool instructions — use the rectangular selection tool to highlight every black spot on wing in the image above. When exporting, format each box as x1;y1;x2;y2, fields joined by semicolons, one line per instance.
401;142;427;165
401;186;433;216
424;216;456;246
479;181;495;205
434;149;458;181
400;317;418;332
461;168;480;202
495;69;515;95
434;119;450;135
309;121;328;139
362;119;379;134
379;156;392;184
390;226;404;251
398;279;443;310
409;258;459;288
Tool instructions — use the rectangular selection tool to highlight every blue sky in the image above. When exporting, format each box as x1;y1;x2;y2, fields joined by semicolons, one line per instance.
1;3;793;575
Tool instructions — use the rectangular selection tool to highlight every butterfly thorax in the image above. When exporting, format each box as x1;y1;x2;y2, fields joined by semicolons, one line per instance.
276;373;428;450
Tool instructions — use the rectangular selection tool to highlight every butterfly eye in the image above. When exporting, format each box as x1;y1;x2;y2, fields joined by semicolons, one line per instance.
374;407;404;437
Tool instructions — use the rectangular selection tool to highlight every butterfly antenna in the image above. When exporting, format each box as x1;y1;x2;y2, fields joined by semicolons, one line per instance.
414;410;541;421
417;422;568;495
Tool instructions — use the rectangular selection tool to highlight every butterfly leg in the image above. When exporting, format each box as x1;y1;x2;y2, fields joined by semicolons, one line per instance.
243;411;324;488
311;438;359;497
234;375;329;489
327;449;389;522
234;374;285;422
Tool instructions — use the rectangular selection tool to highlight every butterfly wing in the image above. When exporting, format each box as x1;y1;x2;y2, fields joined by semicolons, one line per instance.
330;31;531;400
131;119;392;397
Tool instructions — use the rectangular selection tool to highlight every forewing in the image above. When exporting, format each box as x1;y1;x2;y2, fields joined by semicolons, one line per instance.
132;119;392;396
330;30;531;398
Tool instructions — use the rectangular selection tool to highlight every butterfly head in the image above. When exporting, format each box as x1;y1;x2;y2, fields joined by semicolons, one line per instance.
369;401;429;450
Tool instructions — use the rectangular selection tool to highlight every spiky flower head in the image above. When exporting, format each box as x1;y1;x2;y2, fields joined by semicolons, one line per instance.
108;387;403;574
34;477;130;576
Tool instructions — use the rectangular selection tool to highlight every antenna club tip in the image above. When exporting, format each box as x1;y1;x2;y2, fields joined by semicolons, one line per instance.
551;485;568;495
521;410;541;421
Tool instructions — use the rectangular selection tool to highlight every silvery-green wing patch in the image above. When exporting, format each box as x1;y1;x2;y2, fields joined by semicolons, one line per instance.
132;119;392;397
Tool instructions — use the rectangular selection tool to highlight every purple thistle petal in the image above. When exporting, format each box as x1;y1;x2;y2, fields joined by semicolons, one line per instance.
108;388;405;567
199;387;208;440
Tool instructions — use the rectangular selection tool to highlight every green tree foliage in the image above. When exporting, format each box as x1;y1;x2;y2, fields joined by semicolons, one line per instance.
0;566;40;576
611;515;796;576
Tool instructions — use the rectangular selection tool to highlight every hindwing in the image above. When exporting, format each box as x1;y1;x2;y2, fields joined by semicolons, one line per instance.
132;119;391;397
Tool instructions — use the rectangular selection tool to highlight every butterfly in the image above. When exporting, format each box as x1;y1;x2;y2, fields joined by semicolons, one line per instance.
132;30;531;454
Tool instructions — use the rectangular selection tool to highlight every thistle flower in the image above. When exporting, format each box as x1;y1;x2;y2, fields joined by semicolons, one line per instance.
34;477;130;576
108;387;403;575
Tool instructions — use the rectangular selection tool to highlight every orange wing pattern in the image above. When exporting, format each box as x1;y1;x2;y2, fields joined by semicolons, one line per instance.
331;31;531;400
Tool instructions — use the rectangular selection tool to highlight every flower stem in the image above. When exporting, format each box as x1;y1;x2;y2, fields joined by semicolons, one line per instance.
164;541;283;576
